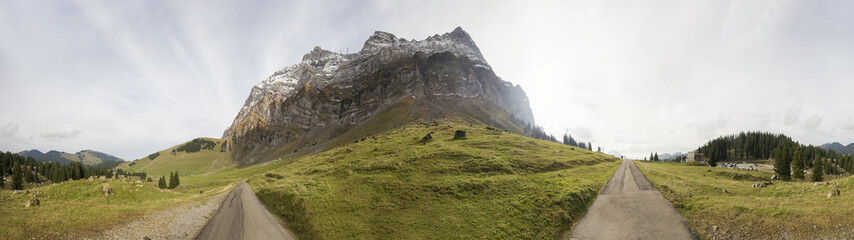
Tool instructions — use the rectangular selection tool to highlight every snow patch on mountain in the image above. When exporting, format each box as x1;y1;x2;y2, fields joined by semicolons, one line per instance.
360;27;488;67
224;27;500;138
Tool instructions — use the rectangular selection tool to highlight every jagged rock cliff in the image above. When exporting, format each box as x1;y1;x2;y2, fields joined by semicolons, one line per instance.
223;27;535;163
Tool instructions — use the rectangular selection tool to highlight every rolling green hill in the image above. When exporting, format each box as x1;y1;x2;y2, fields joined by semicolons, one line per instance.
249;117;620;239
118;138;233;177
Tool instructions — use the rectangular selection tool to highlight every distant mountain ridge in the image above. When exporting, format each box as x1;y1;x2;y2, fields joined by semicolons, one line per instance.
820;142;854;155
659;152;684;161
18;149;124;168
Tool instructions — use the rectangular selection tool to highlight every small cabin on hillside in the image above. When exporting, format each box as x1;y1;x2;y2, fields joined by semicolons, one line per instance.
686;151;704;162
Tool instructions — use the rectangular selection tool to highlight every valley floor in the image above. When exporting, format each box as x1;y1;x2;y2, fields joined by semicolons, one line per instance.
635;161;854;239
0;157;289;239
1;119;621;239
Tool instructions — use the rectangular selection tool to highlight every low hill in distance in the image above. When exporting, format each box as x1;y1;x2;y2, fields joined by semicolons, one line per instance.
118;137;232;177
821;142;854;155
657;152;684;161
18;149;124;169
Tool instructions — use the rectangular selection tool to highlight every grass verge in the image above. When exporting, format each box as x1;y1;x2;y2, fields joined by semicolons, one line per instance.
635;161;854;239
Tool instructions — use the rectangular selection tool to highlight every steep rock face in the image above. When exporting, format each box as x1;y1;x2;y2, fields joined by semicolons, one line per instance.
224;27;535;163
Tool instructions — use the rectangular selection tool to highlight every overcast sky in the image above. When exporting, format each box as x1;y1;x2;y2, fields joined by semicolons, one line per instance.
1;0;853;160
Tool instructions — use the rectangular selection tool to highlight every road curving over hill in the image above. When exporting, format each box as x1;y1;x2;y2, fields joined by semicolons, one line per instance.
196;181;296;240
570;160;697;240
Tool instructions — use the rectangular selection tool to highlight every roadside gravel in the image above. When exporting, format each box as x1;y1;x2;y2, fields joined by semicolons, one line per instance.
90;192;228;240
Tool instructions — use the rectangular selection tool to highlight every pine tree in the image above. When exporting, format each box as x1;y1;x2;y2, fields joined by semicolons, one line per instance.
563;134;573;146
792;147;804;180
23;166;32;183
773;146;791;181
169;172;175;189
811;155;824;182
825;158;833;175
168;171;180;189
12;164;24;190
654;152;659;161
158;175;167;189
650;153;654;162
587;142;592;151
597;147;602;152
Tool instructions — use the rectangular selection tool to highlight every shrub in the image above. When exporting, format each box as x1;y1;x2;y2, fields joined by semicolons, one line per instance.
176;138;217;153
265;173;285;180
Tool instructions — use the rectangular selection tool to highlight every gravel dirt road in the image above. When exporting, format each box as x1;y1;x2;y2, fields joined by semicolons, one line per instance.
94;192;228;240
195;181;295;240
570;160;697;240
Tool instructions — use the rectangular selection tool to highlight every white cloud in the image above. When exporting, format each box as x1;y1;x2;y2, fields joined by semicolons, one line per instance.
804;114;823;129
784;105;802;126
1;0;853;160
39;127;81;140
1;122;19;136
842;121;854;133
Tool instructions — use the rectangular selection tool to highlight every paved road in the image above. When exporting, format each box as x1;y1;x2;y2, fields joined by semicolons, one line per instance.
196;181;296;240
570;160;697;240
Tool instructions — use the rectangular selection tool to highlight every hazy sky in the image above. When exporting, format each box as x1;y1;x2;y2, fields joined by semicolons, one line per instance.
1;0;853;160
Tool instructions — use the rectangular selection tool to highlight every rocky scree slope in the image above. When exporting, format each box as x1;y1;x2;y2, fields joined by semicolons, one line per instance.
223;27;535;163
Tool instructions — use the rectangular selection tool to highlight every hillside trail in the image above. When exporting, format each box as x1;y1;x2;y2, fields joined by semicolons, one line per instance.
203;154;226;177
569;160;697;240
196;181;296;240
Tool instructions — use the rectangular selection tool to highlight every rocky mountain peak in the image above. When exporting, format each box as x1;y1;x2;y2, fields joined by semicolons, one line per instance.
223;27;535;163
358;27;487;66
302;46;339;62
360;31;405;53
448;26;472;41
436;26;479;53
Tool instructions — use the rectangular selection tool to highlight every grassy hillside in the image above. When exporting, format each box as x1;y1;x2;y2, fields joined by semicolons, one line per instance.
0;177;231;238
0;154;291;239
251;94;532;164
119;138;232;177
635;161;854;239
249;118;620;239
